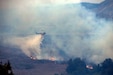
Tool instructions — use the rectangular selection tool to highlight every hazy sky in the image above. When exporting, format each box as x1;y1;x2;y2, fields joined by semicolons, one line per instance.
0;0;105;9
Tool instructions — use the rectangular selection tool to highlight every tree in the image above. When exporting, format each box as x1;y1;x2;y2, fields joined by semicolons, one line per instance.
66;58;113;75
66;58;87;75
0;60;14;75
101;58;113;75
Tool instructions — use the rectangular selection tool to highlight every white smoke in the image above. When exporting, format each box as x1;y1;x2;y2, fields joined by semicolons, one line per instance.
2;34;63;60
1;0;113;63
3;34;43;59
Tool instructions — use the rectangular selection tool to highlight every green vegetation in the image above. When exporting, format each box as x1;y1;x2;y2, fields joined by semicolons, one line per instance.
66;58;113;75
0;60;14;75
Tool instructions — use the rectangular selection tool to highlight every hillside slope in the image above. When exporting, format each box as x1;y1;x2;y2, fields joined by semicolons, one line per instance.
14;63;67;75
82;0;113;19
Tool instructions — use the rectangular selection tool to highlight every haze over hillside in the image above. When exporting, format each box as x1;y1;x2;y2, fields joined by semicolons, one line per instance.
0;0;113;75
0;0;113;63
82;0;113;19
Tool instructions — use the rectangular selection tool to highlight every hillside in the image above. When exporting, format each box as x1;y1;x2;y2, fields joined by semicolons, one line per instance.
0;46;67;75
82;0;113;19
13;63;67;75
1;0;113;75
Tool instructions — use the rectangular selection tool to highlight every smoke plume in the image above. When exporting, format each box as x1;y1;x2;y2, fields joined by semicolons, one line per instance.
0;0;113;63
2;35;43;59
